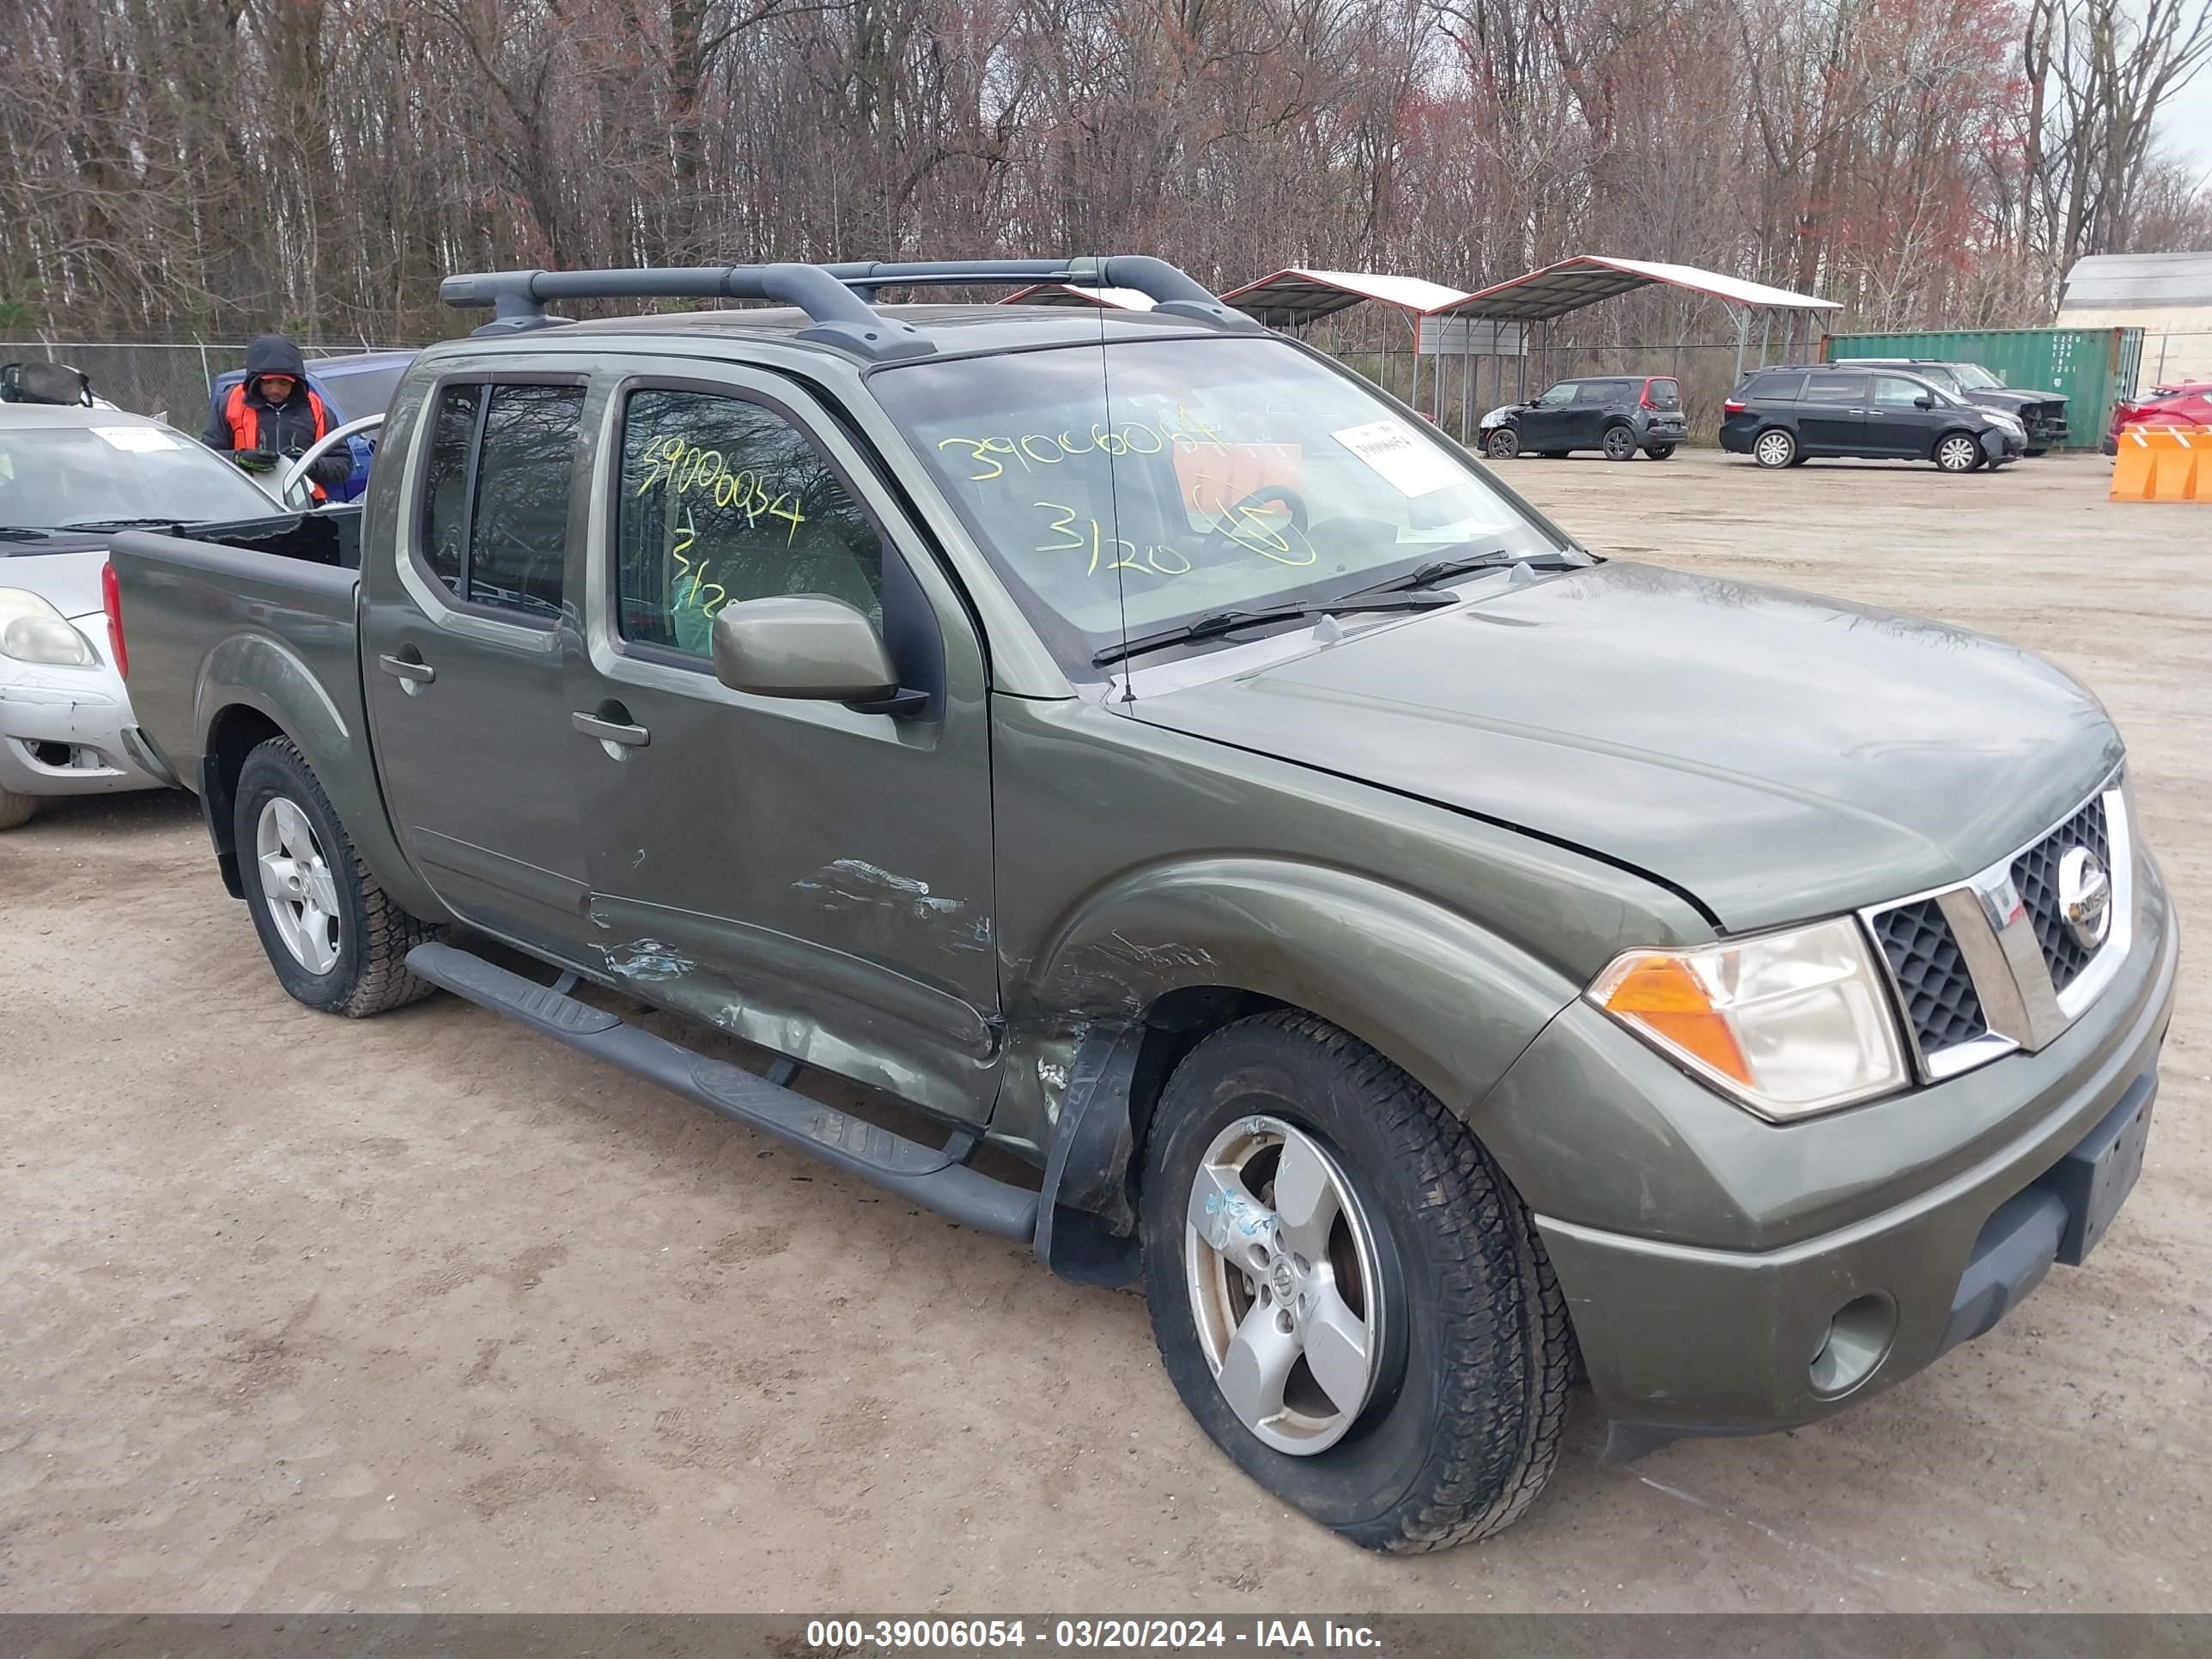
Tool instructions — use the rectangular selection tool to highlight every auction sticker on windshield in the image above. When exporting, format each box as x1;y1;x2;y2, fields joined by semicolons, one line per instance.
1332;418;1459;497
93;427;183;452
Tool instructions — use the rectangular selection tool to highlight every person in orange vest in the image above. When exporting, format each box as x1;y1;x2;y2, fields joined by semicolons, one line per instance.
198;334;353;500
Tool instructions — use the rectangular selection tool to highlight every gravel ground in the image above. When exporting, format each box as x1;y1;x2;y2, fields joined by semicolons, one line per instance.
2;447;2205;1613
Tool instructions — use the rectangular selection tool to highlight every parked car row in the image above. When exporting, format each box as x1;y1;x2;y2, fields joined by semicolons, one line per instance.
1479;358;2064;475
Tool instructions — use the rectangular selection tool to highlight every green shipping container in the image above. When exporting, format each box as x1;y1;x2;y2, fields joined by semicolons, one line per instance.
1819;326;2143;449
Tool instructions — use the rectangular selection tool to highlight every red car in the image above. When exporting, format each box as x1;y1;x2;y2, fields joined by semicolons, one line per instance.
2105;380;2212;453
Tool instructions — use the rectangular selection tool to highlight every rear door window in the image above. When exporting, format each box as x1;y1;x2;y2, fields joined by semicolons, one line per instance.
1803;372;1866;404
412;380;585;623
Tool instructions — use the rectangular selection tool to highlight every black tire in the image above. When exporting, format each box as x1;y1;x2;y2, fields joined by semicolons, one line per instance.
1644;443;1676;460
1934;430;1983;473
0;785;34;830
1139;1012;1572;1552
234;737;441;1016
1601;424;1637;461
1752;427;1796;468
1484;428;1520;460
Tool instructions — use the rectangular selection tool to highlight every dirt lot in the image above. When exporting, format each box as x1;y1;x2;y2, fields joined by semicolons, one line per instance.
3;448;2206;1613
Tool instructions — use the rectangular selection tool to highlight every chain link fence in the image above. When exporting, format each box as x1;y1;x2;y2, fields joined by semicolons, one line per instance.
0;340;419;428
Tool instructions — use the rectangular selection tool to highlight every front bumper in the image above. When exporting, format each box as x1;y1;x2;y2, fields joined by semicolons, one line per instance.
1479;852;2179;1441
0;640;161;799
1982;428;2027;463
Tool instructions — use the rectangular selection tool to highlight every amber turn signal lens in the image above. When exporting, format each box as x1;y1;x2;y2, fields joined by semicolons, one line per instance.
1598;955;1754;1087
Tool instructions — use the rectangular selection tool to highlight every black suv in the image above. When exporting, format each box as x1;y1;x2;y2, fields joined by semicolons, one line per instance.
1832;358;2068;453
1719;366;2024;473
1480;375;1686;460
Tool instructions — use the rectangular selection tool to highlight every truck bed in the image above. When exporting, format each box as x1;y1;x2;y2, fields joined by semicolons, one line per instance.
108;514;368;805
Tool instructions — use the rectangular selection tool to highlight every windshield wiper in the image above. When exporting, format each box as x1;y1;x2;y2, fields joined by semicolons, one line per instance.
1092;594;1453;669
0;527;51;542
1340;545;1592;600
56;516;184;532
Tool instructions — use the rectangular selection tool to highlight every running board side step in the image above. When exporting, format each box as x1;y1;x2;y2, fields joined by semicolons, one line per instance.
405;943;1039;1241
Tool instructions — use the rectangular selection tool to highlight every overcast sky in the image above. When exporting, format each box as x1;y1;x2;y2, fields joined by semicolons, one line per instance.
2162;72;2212;175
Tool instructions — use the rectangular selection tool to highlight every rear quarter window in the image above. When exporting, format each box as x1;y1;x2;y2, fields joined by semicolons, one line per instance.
1749;372;1805;400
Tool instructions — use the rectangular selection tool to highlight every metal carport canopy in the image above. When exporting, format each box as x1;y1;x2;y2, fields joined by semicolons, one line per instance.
1431;255;1838;321
1219;268;1472;326
1000;283;1157;310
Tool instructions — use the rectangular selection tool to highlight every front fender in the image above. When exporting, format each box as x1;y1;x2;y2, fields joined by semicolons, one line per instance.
196;633;442;921
1001;855;1581;1157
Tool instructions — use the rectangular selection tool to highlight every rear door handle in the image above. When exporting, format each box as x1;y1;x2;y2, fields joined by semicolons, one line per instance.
378;653;434;684
571;711;649;748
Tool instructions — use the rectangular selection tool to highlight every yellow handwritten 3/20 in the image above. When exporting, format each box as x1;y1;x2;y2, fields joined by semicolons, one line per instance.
1030;495;1315;580
635;435;809;546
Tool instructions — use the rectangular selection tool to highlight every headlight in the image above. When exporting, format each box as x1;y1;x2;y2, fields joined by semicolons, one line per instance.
1986;411;2023;434
0;587;95;666
1587;917;1907;1119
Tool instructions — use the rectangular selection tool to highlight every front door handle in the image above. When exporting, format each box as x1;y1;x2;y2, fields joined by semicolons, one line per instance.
377;653;434;684
571;710;649;748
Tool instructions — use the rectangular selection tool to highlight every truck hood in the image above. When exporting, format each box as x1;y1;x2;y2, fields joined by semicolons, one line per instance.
1967;387;2064;410
1128;562;2122;931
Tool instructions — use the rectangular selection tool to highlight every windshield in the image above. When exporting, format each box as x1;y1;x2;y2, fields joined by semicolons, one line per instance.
1951;363;2002;390
0;422;275;532
874;336;1565;672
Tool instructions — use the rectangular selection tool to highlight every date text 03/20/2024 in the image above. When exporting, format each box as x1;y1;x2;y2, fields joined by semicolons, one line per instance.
805;1619;1383;1650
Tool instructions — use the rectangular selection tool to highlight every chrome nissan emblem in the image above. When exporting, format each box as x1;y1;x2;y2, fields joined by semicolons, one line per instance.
2058;847;2112;951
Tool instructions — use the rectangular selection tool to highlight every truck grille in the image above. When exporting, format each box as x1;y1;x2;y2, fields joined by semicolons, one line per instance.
1861;767;2129;1083
1869;898;1988;1054
2012;795;2110;994
2023;400;2068;443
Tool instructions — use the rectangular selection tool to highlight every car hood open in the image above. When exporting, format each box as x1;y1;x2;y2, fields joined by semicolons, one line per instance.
1127;562;2122;931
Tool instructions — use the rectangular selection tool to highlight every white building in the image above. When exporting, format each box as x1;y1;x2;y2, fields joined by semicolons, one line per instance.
2059;252;2212;387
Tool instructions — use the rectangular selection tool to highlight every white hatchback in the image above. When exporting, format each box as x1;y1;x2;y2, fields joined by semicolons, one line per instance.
0;404;281;827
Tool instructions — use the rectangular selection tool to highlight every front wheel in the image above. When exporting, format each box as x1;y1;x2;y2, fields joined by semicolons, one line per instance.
1644;443;1676;460
1140;1012;1573;1552
1753;428;1796;468
1601;424;1637;461
234;737;442;1016
0;784;34;830
1935;432;1983;473
1485;428;1520;460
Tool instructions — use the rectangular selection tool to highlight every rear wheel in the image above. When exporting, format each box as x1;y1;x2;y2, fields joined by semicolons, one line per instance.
1140;1012;1572;1552
1935;432;1982;473
234;738;442;1016
1753;428;1796;468
1485;428;1520;460
0;784;33;830
1644;443;1676;460
1601;424;1637;461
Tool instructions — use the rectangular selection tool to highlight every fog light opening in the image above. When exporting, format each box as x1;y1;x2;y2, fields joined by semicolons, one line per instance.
1808;1292;1896;1397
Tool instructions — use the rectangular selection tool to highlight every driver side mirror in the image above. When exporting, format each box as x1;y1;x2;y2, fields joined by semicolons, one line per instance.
710;595;925;716
1913;394;1934;410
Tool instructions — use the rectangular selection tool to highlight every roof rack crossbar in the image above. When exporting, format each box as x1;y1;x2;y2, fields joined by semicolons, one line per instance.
438;256;1257;357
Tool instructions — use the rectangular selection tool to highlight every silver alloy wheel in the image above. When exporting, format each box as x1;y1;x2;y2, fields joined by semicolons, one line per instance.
256;796;342;975
1185;1115;1385;1455
1755;429;1794;467
1937;434;1979;471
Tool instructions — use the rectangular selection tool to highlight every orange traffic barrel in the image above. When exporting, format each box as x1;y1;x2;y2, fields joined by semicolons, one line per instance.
2111;425;2212;501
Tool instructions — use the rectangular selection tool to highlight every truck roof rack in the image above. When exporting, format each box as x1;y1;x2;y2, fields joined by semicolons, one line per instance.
437;257;1258;360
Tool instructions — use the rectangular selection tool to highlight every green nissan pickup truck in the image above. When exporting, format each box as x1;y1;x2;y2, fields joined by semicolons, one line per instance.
107;258;2177;1552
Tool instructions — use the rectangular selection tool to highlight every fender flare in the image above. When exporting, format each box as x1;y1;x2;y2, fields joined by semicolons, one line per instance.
1019;857;1580;1280
194;634;441;919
